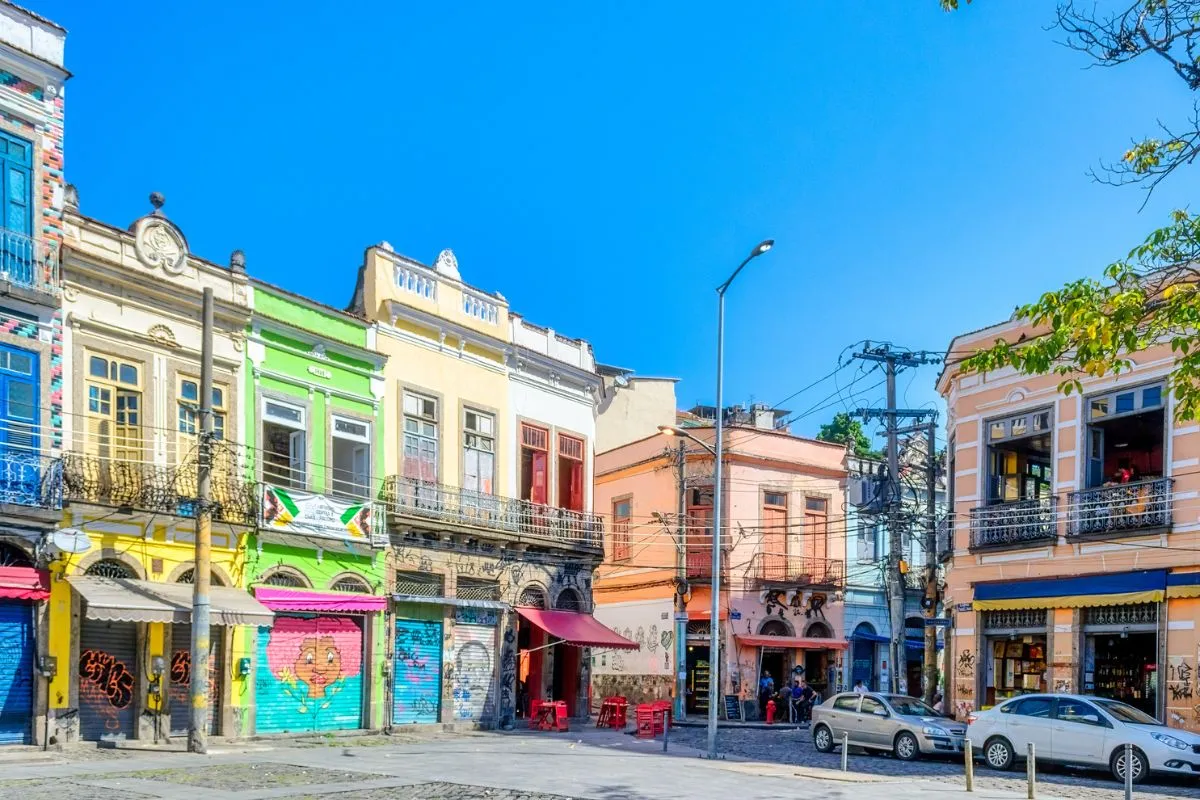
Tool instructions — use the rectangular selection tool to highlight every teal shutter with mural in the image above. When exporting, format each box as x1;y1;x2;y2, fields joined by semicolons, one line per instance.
255;614;365;734
393;618;442;724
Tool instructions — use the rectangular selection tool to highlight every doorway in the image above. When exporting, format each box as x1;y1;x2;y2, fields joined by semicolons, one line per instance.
685;644;710;715
1085;631;1157;715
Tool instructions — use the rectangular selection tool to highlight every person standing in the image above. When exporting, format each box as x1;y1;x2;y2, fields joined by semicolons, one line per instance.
853;679;867;694
796;677;816;726
758;669;775;720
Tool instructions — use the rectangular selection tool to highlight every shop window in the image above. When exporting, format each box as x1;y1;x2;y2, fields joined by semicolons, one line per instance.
557;433;585;511
331;415;371;499
611;498;631;561
984;408;1053;504
1084;382;1165;488
519;423;549;505
262;398;306;489
402;392;438;485
462;409;495;495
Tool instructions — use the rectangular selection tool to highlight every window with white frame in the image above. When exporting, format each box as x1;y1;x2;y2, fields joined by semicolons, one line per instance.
262;398;306;489
403;391;438;484
462;409;495;495
985;408;1053;504
1085;381;1165;488
331;415;371;499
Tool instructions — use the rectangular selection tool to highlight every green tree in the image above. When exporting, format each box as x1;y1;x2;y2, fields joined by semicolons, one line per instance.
817;412;880;457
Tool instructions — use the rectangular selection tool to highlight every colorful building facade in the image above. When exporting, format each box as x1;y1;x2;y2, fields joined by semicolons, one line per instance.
243;280;389;735
940;320;1200;731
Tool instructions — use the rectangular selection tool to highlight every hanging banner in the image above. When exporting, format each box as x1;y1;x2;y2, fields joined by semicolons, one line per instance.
260;486;379;544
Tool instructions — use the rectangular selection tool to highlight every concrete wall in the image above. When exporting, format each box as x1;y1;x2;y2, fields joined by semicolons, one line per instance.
596;377;677;454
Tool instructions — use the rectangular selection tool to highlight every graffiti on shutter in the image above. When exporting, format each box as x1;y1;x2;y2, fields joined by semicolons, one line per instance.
0;602;33;744
255;615;364;733
452;623;496;721
169;623;223;736
393;618;442;724
78;619;137;741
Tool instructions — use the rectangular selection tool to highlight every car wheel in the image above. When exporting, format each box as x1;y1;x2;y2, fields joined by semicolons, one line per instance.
983;737;1014;771
1110;747;1149;785
894;731;920;761
813;724;835;753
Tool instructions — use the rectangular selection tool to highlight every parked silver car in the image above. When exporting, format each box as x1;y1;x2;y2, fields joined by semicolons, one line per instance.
812;693;966;761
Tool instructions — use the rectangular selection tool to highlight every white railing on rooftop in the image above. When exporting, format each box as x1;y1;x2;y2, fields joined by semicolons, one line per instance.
395;263;437;301
462;289;499;325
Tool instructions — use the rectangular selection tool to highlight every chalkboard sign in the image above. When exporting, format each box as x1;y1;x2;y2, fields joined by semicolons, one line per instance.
723;694;742;721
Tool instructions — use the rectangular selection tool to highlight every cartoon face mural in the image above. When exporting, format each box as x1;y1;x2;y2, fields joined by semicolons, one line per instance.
256;616;364;733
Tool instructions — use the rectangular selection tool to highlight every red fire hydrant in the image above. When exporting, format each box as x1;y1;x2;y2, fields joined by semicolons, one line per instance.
766;699;776;724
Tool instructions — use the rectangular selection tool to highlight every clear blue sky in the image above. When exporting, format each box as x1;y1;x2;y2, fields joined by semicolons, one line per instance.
38;1;1194;441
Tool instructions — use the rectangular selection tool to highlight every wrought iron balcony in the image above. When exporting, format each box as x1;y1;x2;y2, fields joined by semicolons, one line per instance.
0;449;61;510
380;475;602;551
1068;478;1173;539
969;497;1058;551
747;552;845;589
0;229;58;296
684;540;731;580
62;452;257;526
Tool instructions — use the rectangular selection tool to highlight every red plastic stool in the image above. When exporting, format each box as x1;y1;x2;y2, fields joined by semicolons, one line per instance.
554;701;570;732
635;704;655;738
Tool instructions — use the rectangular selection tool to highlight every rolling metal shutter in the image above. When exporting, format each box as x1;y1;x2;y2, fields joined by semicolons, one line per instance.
254;614;365;734
0;602;33;744
169;623;223;737
451;623;495;722
78;618;137;741
393;618;442;725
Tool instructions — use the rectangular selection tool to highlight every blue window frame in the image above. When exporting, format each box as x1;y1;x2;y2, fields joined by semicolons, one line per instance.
0;343;39;505
0;131;33;286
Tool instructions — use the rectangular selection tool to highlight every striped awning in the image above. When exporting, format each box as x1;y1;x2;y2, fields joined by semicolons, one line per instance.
1167;572;1200;599
973;569;1166;611
70;576;275;626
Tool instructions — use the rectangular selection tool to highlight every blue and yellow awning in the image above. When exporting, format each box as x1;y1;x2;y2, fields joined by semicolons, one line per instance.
973;570;1167;611
1167;572;1200;600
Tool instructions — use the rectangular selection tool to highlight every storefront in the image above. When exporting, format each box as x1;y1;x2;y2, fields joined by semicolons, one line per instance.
252;587;385;734
168;622;224;737
392;604;444;726
981;614;1048;706
734;633;848;710
0;566;48;745
1081;603;1158;716
849;623;886;691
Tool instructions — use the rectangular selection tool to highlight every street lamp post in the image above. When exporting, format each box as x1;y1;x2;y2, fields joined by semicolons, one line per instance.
663;238;774;760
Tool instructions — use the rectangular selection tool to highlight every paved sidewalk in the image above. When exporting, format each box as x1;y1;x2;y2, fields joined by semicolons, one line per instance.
0;728;1061;800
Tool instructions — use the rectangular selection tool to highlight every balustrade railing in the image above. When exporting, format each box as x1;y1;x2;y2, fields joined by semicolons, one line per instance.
969;497;1058;550
748;552;845;588
0;229;57;296
1068;478;1173;538
380;475;602;550
0;449;61;509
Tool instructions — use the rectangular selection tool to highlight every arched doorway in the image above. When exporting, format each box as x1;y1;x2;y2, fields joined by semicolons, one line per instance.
756;617;792;714
851;622;879;691
516;585;548;718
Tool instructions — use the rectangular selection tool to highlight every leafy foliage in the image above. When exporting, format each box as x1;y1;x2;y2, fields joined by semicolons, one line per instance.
961;210;1200;419
817;412;881;457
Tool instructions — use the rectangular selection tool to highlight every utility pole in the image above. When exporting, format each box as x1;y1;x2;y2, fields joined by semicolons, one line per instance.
674;440;687;721
923;418;939;706
852;343;940;696
189;287;214;753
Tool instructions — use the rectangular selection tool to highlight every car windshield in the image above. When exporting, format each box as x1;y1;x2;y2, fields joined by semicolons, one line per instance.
1094;699;1160;726
885;696;940;717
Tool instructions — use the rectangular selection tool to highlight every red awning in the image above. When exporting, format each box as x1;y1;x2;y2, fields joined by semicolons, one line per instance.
0;566;49;601
516;607;640;650
254;587;387;613
735;634;848;650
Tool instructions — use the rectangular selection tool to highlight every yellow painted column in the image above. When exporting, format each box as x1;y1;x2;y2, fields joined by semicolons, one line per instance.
146;623;165;713
46;566;71;709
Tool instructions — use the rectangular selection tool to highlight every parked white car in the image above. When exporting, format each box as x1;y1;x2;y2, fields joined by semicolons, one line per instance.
967;693;1200;783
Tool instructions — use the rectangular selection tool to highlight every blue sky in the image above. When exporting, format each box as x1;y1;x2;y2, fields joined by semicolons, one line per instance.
38;2;1195;441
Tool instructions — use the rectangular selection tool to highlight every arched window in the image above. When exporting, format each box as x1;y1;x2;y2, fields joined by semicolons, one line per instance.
331;576;371;594
85;559;134;579
759;618;791;636
518;586;547;609
263;570;305;588
853;621;877;637
805;621;833;639
554;588;583;612
0;542;33;568
176;569;225;586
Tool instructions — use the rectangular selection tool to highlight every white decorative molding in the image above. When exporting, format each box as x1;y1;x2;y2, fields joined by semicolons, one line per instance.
147;323;178;348
133;217;188;275
434;248;461;280
1168;620;1196;631
1174;425;1200;437
312;343;326;359
954;628;975;637
1171;458;1200;470
979;548;1052;564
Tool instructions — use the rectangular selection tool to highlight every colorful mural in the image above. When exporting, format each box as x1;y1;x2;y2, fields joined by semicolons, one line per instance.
255;616;364;733
393;618;442;724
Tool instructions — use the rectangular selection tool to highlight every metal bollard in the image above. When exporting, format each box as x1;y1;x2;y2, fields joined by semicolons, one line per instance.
1124;742;1133;800
842;732;849;772
964;738;974;792
1027;742;1036;800
663;713;669;753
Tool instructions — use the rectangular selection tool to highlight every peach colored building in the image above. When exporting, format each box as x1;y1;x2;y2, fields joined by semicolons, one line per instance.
592;388;848;718
939;319;1200;731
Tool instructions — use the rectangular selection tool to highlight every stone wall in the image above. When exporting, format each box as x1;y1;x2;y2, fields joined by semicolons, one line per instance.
591;674;673;706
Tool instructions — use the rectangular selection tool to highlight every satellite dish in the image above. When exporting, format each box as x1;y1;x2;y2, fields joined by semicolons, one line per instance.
50;528;91;555
613;375;630;388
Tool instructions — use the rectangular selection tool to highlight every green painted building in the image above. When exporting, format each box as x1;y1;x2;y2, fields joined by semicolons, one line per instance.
238;279;389;735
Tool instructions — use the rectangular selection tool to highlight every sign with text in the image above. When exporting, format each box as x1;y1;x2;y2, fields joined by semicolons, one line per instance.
723;694;742;721
925;618;951;628
261;486;381;545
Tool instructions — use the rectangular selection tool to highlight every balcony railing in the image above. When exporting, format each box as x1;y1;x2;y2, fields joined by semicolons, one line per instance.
380;475;602;550
969;497;1058;551
63;453;257;526
684;542;731;580
1068;478;1173;539
0;450;61;510
0;229;58;296
747;552;845;589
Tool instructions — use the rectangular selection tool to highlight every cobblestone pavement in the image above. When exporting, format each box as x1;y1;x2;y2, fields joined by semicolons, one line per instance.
667;726;1200;800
